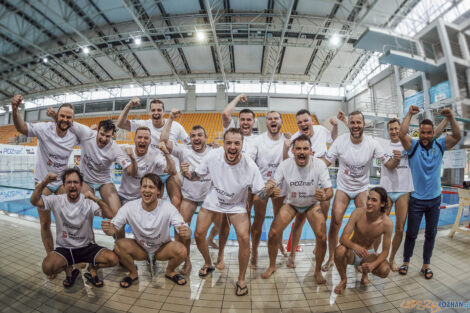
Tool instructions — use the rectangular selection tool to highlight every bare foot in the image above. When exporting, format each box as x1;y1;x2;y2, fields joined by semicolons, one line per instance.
208;239;219;249
215;257;225;270
47;274;56;280
279;243;287;257
179;260;191;275
250;252;258;269
360;274;370;286
321;260;334;272
76;263;87;269
334;280;347;295
261;266;276;279
314;271;326;284
286;254;296;268
390;260;399;272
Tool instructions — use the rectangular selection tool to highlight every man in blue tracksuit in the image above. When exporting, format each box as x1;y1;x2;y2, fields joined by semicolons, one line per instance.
398;105;461;279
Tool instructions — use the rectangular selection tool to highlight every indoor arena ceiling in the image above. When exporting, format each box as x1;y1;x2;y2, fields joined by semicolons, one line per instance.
0;0;420;103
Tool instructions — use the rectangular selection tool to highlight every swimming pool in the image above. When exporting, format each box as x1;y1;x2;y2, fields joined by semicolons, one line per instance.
0;171;467;241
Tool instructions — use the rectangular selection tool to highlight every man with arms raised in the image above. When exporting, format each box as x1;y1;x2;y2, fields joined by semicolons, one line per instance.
118;126;176;205
284;109;339;268
11;95;79;278
30;169;118;288
261;135;333;283
250;111;287;268
334;187;393;295
181;128;265;296
398;106;461;279
117;97;189;207
102;173;191;287
160;109;216;275
322;111;397;271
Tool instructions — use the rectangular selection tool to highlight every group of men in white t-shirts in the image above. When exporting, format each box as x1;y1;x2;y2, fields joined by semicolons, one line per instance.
10;92;459;296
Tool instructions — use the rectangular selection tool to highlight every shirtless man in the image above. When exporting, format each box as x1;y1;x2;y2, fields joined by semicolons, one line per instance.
11;95;79;278
333;187;393;295
284;109;339;267
322;111;397;271
102;173;191;287
118;127;176;205
117;97;189;207
160;109;217;275
261;135;333;283
181;128;266;296
251;111;287;268
30;169;118;288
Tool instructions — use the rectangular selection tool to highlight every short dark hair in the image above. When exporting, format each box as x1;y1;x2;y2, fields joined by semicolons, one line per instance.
292;134;311;147
57;103;74;114
267;110;282;121
98;119;116;134
140;173;163;191
348;110;364;121
296;109;311;117
239;108;255;119
370;187;388;213
62;168;83;184
387;118;400;128
135;126;151;135
420;119;434;128
223;127;244;141
149;99;165;111
191;125;207;136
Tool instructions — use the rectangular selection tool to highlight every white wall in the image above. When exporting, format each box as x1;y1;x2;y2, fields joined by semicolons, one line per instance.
308;99;345;121
196;96;216;111
160;97;185;110
269;97;307;112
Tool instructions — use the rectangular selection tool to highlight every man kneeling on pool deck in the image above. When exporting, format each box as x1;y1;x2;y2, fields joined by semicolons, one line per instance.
101;173;191;288
334;187;393;295
30;169;118;288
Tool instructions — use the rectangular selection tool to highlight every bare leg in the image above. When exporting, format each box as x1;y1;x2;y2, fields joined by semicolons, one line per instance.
251;195;268;269
166;175;182;209
114;238;147;286
155;241;187;284
216;214;230;270
306;204;327;284
100;183;125;239
389;194;409;271
324;190;351;272
272;196;287;256
288;213;307;268
261;204;296;279
207;216;220;249
361;253;391;285
195;208;217;273
178;199;197;275
42;252;68;277
333;245;354;295
228;213;251;295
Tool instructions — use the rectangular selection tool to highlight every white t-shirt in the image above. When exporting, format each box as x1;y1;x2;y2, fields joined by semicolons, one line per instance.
377;138;414;193
27;122;79;189
130;119;190;152
325;134;388;193
195;148;265;214
111;199;186;253
41;194;101;249
273;156;332;207
223;119;257;160
253;132;285;182
289;126;333;159
71;123;131;184
118;147;167;201
171;143;213;202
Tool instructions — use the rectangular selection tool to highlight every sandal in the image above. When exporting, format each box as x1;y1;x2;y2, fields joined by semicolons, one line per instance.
398;265;408;275
165;274;187;285
84;272;104;287
198;266;215;277
421;268;433;279
120;276;138;288
63;269;80;288
235;282;248;296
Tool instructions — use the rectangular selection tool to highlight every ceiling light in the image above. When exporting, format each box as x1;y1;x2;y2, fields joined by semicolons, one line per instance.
196;31;206;41
135;37;141;45
42;57;48;63
83;46;90;54
329;34;341;47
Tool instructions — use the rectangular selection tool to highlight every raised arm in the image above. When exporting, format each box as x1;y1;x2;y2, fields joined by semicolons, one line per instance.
180;162;200;181
85;191;114;219
222;94;246;128
361;217;393;274
11;95;28;135
440;108;462;149
399;105;418;151
329;118;338;140
337;110;348;128
123;147;138;177
157;142;177;176
160;109;181;152
117;97;140;131
433;116;448;138
30;173;58;207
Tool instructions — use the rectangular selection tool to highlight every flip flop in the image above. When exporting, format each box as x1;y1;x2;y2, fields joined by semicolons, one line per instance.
235;282;248;296
421;268;433;279
120;276;138;288
165;274;187;285
198;266;215;277
84;272;104;287
398;265;408;275
63;269;80;288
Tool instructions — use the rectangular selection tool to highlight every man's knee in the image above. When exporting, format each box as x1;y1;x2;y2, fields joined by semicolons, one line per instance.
194;229;206;242
42;258;56;275
107;251;119;267
114;239;130;255
316;231;327;244
334;245;347;259
268;227;282;242
375;262;390;278
173;242;187;259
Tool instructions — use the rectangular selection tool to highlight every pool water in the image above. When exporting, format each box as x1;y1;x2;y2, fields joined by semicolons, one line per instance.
0;172;467;241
